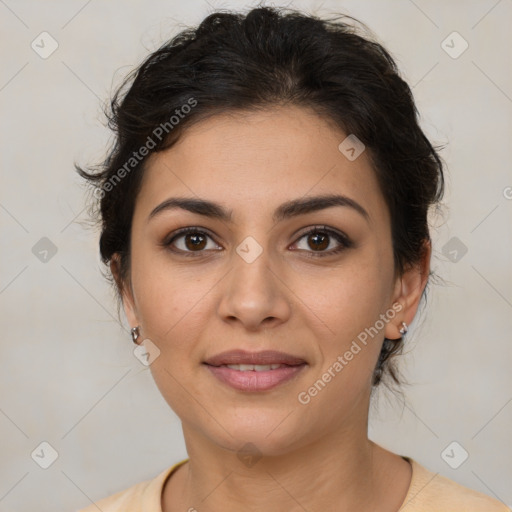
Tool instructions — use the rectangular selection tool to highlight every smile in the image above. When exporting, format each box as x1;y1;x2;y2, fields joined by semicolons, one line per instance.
204;363;307;391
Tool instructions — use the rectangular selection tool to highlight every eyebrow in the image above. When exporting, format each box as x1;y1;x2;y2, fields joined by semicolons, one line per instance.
147;194;370;224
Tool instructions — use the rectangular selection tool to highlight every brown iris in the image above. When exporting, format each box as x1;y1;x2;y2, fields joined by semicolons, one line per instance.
185;233;207;251
307;232;329;251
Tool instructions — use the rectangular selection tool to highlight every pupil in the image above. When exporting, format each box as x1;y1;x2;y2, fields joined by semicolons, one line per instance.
310;232;328;251
186;233;206;251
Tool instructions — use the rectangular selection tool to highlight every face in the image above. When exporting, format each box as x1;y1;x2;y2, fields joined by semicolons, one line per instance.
118;106;425;456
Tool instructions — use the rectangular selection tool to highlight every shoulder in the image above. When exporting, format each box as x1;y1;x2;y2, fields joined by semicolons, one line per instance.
76;459;188;512
76;478;149;512
401;458;510;511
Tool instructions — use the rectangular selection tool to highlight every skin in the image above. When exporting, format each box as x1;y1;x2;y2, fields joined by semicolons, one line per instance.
112;105;431;511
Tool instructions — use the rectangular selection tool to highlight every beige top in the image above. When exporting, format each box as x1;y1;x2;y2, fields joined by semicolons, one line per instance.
77;457;510;511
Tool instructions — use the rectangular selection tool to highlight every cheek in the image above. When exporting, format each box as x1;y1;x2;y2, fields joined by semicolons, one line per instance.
293;278;389;422
129;244;210;352
130;256;215;415
299;255;393;339
134;273;208;350
296;249;394;388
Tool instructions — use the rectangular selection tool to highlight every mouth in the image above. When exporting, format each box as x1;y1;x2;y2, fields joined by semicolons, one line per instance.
212;363;296;371
203;349;307;367
203;350;307;392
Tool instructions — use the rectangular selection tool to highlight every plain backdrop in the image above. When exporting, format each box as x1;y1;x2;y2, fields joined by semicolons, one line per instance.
0;0;511;510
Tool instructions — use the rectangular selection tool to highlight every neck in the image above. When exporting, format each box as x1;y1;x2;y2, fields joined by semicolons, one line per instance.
163;414;411;511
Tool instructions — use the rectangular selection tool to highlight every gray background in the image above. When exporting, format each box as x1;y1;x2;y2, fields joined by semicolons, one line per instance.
0;0;511;510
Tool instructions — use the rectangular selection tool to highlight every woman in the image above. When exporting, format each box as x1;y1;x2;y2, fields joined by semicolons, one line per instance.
76;6;509;511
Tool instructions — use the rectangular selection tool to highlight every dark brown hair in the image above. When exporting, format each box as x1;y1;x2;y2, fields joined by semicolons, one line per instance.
77;5;444;388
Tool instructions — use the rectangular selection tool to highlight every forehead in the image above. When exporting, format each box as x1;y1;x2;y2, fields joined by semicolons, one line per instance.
135;106;388;226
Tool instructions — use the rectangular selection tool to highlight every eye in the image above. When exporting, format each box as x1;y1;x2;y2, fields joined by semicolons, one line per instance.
162;225;353;258
162;227;221;256
291;226;353;257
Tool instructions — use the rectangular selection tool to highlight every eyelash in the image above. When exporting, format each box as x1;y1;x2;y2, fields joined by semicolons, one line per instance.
161;225;353;258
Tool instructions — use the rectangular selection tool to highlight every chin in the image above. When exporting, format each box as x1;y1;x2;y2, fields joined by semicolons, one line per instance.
207;411;308;458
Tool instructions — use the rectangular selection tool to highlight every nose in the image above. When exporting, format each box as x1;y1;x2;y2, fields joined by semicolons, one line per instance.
217;245;292;332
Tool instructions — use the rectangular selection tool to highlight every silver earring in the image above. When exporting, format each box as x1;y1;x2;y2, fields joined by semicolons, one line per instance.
399;322;408;335
131;326;140;344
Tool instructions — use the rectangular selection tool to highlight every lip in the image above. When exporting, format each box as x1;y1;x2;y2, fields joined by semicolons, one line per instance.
203;350;307;392
204;363;307;392
203;349;307;366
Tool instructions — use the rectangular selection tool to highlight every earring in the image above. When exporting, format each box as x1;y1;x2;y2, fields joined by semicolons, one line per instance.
399;322;408;336
131;326;140;344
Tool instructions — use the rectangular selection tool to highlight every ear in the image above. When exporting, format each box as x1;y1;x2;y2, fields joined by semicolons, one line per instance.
110;253;139;328
384;239;431;340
